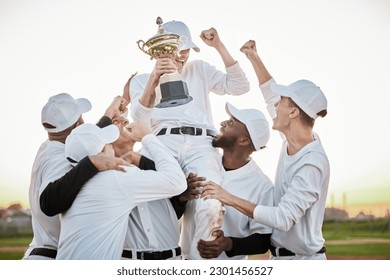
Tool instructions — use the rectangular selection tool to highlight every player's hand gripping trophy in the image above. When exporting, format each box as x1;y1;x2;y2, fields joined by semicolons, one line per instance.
137;17;193;108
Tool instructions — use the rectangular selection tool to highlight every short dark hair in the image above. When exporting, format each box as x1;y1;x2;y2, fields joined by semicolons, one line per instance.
287;98;315;128
317;109;327;118
42;123;56;129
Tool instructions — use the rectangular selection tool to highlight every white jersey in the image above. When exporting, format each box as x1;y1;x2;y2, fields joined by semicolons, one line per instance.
23;140;72;259
127;60;250;259
124;199;180;254
253;79;330;259
217;158;273;260
56;134;186;260
130;60;250;133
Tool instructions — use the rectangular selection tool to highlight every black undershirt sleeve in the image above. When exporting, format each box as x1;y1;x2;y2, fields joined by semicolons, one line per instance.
39;116;112;216
169;195;187;219
139;155;156;170
40;156;99;216
96;116;113;128
225;233;271;257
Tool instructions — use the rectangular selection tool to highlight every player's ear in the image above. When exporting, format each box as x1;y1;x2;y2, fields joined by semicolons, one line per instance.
288;107;300;119
237;136;251;148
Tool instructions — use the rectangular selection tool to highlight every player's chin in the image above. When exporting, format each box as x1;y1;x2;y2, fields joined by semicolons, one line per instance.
121;126;133;138
211;135;221;148
214;133;223;139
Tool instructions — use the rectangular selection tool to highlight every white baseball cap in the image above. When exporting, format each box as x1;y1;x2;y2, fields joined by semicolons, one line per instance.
41;93;92;133
162;20;200;52
65;123;120;166
271;80;327;119
225;102;270;151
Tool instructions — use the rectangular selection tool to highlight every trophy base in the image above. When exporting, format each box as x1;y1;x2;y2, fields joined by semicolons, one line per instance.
156;96;193;108
155;80;193;108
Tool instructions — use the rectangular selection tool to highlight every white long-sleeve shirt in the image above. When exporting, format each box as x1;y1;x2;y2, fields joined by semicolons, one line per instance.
130;60;250;132
218;158;274;260
253;79;330;256
23;140;72;259
56;134;186;260
125;59;250;259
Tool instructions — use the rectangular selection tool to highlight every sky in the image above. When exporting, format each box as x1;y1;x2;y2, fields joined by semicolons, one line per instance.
0;0;389;217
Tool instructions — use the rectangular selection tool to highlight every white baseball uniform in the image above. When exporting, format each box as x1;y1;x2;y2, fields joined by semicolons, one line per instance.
56;134;186;260
253;79;330;260
23;140;72;260
129;60;250;259
217;158;274;260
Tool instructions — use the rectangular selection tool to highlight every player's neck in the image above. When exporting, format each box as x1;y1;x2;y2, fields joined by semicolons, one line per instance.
285;127;314;156
113;143;135;158
222;150;251;170
48;132;69;144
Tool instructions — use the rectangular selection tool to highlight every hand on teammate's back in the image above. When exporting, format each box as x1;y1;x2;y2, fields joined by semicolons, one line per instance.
89;146;130;172
120;151;142;166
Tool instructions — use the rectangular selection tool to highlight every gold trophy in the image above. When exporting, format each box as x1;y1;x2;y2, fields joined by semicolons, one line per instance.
137;17;192;108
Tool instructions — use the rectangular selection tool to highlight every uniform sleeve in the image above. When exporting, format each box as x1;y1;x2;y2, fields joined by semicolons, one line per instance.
226;233;271;257
169;195;187;219
253;164;323;232
139;155;156;170
129;74;154;122
259;78;281;119
96;116;113;128
131;100;154;122
206;61;250;96
139;153;188;217
117;134;186;204
40;156;99;216
248;180;274;235
139;155;189;219
39;117;114;217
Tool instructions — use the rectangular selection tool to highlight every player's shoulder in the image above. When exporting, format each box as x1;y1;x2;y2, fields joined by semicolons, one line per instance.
250;162;274;186
129;73;151;94
186;59;211;69
247;159;269;176
301;141;329;168
131;73;150;83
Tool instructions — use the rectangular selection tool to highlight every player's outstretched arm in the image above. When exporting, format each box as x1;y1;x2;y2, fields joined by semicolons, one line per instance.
201;181;257;218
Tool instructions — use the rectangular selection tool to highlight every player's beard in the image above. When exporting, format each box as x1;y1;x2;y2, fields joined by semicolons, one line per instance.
212;134;237;149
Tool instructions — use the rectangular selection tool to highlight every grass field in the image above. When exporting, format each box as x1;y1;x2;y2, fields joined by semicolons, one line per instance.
322;219;390;240
325;243;390;258
0;234;31;260
322;218;390;259
1;218;389;260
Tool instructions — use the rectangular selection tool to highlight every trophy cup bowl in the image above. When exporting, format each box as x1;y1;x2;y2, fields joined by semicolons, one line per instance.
137;17;193;108
137;34;181;59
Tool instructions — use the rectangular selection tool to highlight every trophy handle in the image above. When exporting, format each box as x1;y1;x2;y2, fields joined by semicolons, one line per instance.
136;40;151;56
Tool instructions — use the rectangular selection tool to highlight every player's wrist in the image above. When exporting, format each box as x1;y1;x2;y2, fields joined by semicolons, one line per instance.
224;237;233;252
